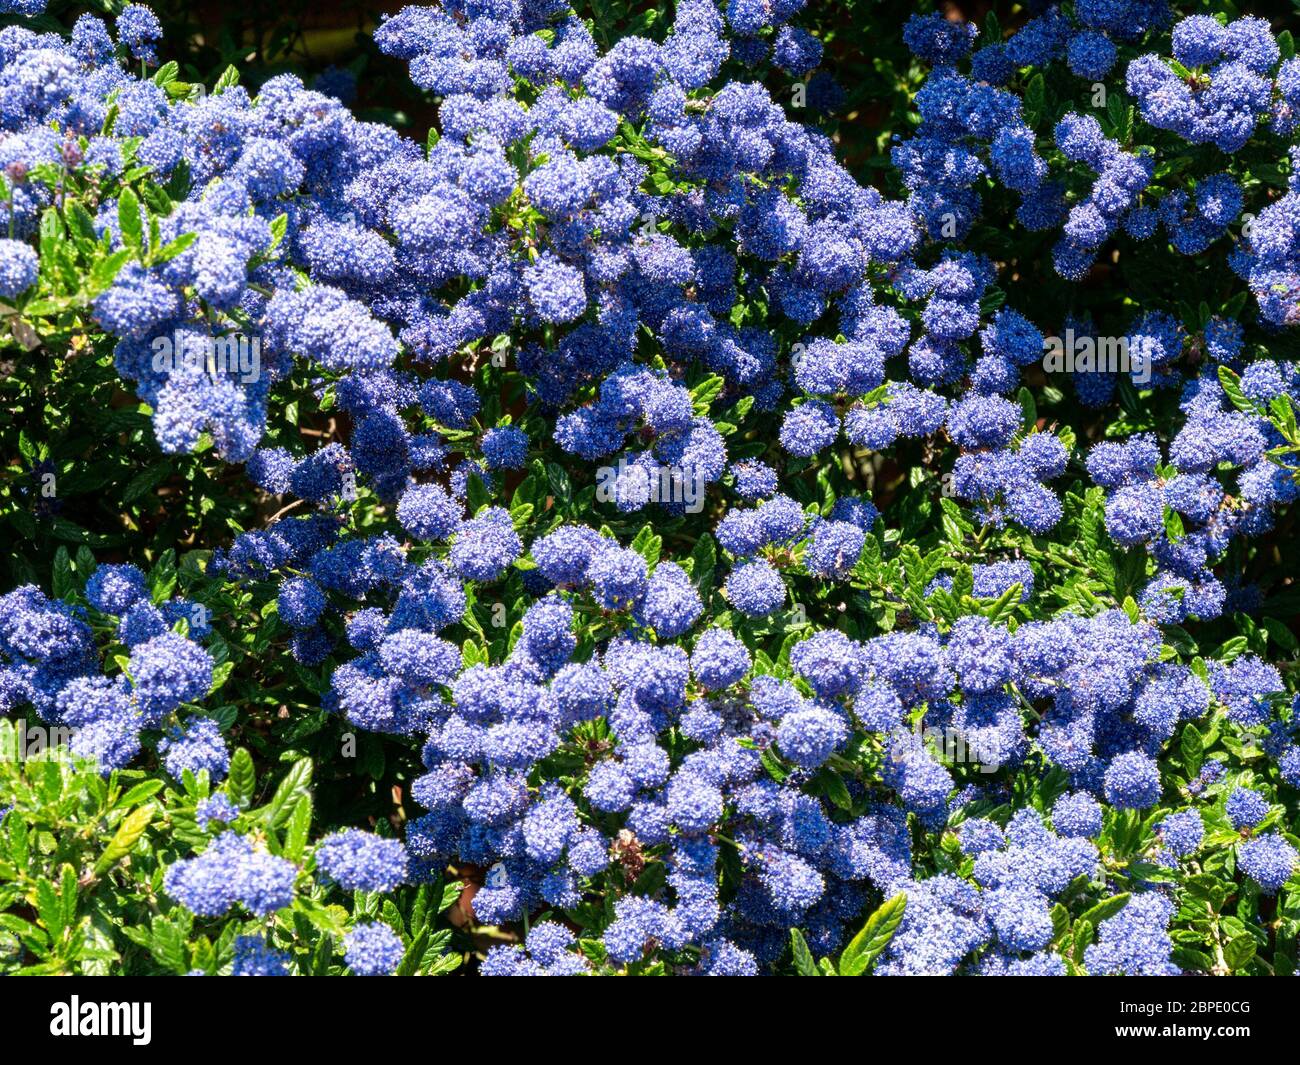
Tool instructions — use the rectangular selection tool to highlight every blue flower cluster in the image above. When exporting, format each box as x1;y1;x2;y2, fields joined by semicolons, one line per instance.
265;482;1297;972
184;0;1300;975
898;7;1297;332
343;922;406;976
0;8;417;465
1088;350;1299;626
164;831;298;917
0;564;216;772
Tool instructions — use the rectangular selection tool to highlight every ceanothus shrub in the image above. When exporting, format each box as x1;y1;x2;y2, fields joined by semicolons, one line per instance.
0;0;1299;977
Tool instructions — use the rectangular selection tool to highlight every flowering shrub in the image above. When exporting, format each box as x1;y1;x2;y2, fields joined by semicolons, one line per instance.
1;0;1300;977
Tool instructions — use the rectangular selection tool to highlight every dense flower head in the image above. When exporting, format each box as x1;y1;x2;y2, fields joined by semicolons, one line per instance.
1084;894;1180;975
0;239;39;297
0;564;224;775
129;633;214;719
159;717;230;781
1159;809;1204;857
85;563;149;615
724;559;786;616
195;793;239;831
482;919;592;975
315;830;409;893
164;832;298;918
231;936;290;976
450;508;522;582
1238;833;1298;892
691;628;750;690
117;4;163;63
1225;786;1270;830
344;922;405;976
1051;792;1103;839
1103;751;1162;810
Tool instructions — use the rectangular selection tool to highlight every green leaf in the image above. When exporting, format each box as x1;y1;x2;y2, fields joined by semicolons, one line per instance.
1215;635;1249;662
789;928;819;975
1262;617;1299;653
8;809;30;872
1024;73;1046;122
268;213;288;252
1181;723;1204;776
838;892;906;975
1018;387;1037;431
148;917;188;973
117;187;144;256
0;914;46;951
213;65;240;94
152;61;179;87
1051;903;1070;943
284;794;313;862
1078;893;1130;929
513;470;545;510
227;747;255;809
630;524;663;568
115;780;165;809
59;863;78;931
1223;933;1257;971
760;747;788;783
94;803;155;874
439;880;463;913
297;899;348;938
396;927;430;976
1184;873;1228;909
1126;861;1179;884
261;757;313;829
1073;919;1095;963
688;533;715;591
1107;92;1129;139
1217;366;1261;415
152;231;196;264
75;546;97;577
122;463;170;504
66;200;98;246
545;462;571;505
86;248;132;296
980;582;1022;625
51;547;74;600
819;769;853;812
497;493;529;528
466;468;492;514
1162;506;1185;543
689;374;725;415
35;877;62;939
